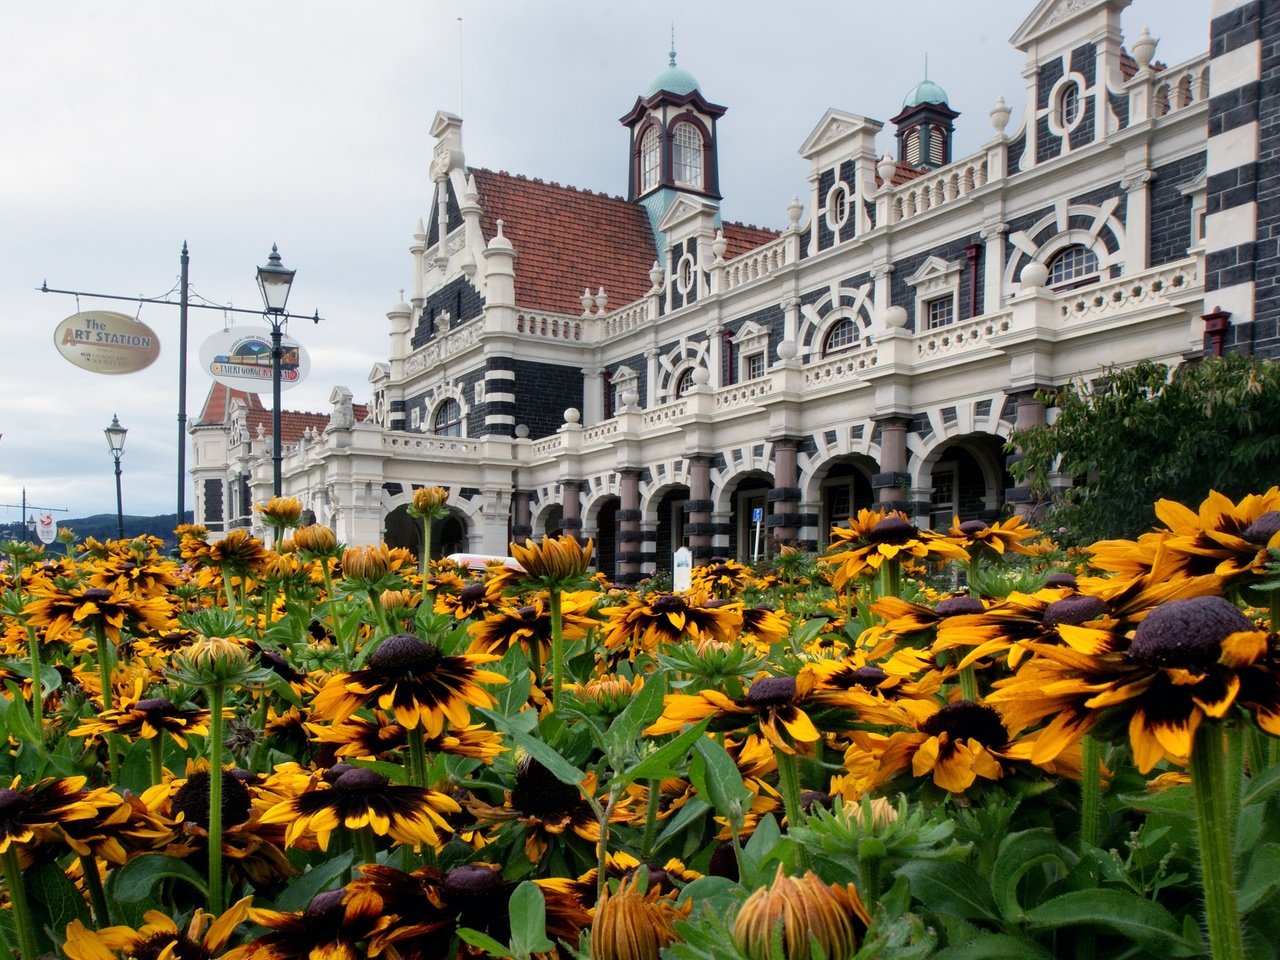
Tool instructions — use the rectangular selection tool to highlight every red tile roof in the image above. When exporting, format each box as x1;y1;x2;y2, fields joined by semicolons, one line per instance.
472;169;658;315
196;384;368;444
723;222;782;257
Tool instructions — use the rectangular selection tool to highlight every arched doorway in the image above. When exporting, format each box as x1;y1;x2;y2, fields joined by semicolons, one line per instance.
722;474;772;563
924;435;1011;528
592;496;619;580
652;485;690;575
383;504;467;560
816;458;875;546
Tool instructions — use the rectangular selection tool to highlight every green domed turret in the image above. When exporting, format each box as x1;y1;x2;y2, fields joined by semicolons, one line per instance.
902;79;950;108
644;51;700;97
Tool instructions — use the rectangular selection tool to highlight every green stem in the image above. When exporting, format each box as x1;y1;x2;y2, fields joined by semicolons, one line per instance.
366;589;391;637
1079;735;1101;852
92;621;114;712
262;584;277;631
550;588;566;712
958;666;980;703
775;751;810;867
207;684;226;916
221;568;237;618
79;853;111;926
596;792;619;904
1;847;38;960
421;518;431;580
249;695;269;774
1190;722;1245;960
149;736;165;786
24;626;42;732
406;728;429;790
641;779;660;859
354;826;378;866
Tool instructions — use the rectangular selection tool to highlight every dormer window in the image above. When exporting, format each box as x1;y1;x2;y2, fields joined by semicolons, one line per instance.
671;122;703;188
639;126;661;193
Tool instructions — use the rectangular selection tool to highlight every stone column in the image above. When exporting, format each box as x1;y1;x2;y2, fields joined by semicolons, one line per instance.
1122;170;1154;274
873;416;911;513
560;480;583;541
512;490;533;542
767;436;803;545
684;455;715;562
1004;389;1049;519
616;468;644;584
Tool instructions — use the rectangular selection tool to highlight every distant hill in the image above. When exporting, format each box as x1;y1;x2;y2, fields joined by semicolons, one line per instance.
3;513;194;550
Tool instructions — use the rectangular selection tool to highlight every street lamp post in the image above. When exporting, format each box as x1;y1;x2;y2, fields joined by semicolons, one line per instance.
104;414;128;539
256;245;296;498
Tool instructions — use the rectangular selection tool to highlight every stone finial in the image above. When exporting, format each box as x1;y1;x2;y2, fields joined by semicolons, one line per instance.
413;217;426;242
649;260;665;291
1020;261;1049;290
877;154;898;189
691;366;710;386
786;194;803;228
514;423;530;438
621;388;640;409
777;339;798;360
711;230;728;262
581;287;595;316
882;305;909;329
1131;27;1158;70
564;408;581;424
594;286;608;313
487;219;513;252
990;96;1011;135
459;246;476;279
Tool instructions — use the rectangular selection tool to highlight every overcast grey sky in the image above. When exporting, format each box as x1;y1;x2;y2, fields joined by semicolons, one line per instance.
0;0;1208;527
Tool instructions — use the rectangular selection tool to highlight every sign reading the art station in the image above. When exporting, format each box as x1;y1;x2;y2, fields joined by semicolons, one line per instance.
53;310;161;375
199;325;311;392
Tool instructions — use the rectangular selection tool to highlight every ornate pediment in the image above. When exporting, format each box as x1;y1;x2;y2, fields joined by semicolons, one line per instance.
799;109;883;161
656;194;719;234
1010;0;1124;53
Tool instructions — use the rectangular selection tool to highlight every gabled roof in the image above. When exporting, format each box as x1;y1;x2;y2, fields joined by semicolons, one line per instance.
195;383;264;426
195;383;368;444
723;222;782;256
471;168;659;315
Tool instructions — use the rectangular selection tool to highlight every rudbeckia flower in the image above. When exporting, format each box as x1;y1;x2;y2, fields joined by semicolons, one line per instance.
511;534;594;589
823;510;969;590
732;865;869;960
70;680;211;749
22;582;173;644
601;590;742;657
590;871;691;960
942;515;1041;557
222;888;393;960
1157;488;1280;584
64;897;252;960
312;632;505;736
466;591;598;659
0;776;109;854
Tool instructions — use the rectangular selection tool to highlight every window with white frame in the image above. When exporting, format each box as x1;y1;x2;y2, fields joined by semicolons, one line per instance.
639;126;661;192
731;321;770;382
1058;82;1081;128
671;122;703;188
822;317;859;356
433;397;462;436
1047;244;1099;288
926;296;955;330
675;368;697;397
745;352;765;380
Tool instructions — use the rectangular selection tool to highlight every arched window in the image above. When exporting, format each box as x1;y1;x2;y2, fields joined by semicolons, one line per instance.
904;128;921;166
822;317;859;356
929;128;946;165
1047;245;1099;288
433;397;462;436
675;368;697;397
1058;82;1081;127
639;125;661;192
671;122;703;188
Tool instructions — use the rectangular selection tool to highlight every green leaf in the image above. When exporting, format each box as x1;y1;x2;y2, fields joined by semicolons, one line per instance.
990;828;1068;920
479;708;586;788
616;718;711;786
1024;889;1194;952
496;643;533;718
456;928;517;958
270;851;355;912
509;881;555;957
1239;843;1280;914
933;933;1052;960
897;861;999;922
675;876;741;917
110;853;209;904
653;797;710;853
2;682;41;746
1242;763;1280;807
25;860;90;951
603;672;666;764
688;737;752;822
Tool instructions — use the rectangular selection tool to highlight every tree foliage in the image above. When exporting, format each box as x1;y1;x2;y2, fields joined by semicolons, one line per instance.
1009;355;1280;543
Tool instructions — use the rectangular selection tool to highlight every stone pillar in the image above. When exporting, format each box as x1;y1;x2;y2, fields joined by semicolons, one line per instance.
616;468;644;584
767;436;803;546
1004;390;1049;519
560;480;583;541
684;455;715;562
1122;170;1154;274
512;490;533;542
873;416;911;513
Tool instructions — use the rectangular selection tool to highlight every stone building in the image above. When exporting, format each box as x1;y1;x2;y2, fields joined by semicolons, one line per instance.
191;0;1274;581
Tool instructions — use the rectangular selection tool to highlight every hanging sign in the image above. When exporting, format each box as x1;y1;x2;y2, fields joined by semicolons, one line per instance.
53;310;161;375
35;514;56;545
199;325;310;392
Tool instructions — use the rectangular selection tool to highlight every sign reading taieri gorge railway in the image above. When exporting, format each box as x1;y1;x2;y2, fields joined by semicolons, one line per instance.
53;310;161;375
198;325;310;392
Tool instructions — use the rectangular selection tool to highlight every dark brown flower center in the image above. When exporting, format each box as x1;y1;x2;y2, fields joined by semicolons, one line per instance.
133;933;212;960
135;697;177;718
516;605;538;620
650;594;687;614
744;676;797;707
958;520;989;536
1129;596;1253;669
0;789;31;819
1044;572;1078;589
333;768;388;791
832;665;888;689
80;588;113;603
367;634;442;673
935;596;985;617
171;770;252;829
920;701;1008;747
511;757;580;818
1242;511;1280;545
443;863;505;904
322;762;358;783
868;516;916;544
799;790;832;812
303;888;348;921
1042;595;1109;629
459;584;487;605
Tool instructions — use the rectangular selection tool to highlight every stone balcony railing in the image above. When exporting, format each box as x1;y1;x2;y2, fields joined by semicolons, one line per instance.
887;155;991;225
719;236;792;293
915;311;1013;359
1058;258;1200;324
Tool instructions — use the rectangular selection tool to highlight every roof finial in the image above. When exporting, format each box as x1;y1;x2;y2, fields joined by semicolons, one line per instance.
924;51;928;81
669;22;677;67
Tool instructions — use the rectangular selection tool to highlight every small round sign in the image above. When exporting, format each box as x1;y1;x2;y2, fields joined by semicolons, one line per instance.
35;514;56;545
53;311;161;375
199;326;311;392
